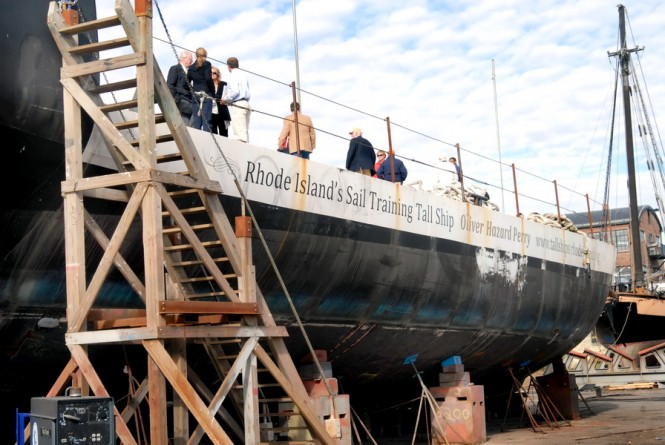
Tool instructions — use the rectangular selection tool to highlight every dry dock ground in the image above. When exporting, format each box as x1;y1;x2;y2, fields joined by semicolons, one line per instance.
485;386;665;445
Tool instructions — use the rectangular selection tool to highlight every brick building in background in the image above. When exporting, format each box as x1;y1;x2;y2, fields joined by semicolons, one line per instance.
567;205;664;288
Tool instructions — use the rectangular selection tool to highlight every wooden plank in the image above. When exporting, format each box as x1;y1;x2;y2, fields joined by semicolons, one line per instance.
87;78;137;94
91;317;147;329
160;301;258;315
607;382;658;391
66;325;287;344
68;36;130;55
638;341;665;356
82;187;130;202
88;308;147;320
59;15;121;35
607;344;636;361
152;170;223;193
567;350;588;359
584;348;612;362
143;340;234;444
62;170;150;192
635;298;665;316
101;98;139;113
61;52;145;78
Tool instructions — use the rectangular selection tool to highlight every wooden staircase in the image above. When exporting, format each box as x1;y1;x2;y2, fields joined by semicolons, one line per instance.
43;1;342;443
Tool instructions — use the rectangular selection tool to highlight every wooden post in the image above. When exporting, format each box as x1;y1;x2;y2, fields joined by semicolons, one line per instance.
386;117;396;182
512;163;521;217
291;82;301;157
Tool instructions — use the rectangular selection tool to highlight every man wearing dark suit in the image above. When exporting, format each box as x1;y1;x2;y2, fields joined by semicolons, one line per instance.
166;50;193;123
345;128;375;176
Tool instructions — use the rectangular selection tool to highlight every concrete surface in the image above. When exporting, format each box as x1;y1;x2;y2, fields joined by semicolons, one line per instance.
485;387;665;445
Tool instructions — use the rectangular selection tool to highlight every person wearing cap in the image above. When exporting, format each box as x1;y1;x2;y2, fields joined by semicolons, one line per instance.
277;102;316;159
376;152;408;184
345;128;375;176
222;56;251;142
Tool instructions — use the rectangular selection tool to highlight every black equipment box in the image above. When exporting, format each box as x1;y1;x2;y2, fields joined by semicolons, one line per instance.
30;396;115;445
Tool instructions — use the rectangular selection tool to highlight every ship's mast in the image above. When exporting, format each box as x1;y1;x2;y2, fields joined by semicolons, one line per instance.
611;4;644;289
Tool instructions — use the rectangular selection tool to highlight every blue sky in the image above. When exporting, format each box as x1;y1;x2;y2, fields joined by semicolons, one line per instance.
96;0;665;217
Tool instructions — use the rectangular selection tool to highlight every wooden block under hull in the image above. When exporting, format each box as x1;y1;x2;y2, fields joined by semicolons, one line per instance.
430;385;486;445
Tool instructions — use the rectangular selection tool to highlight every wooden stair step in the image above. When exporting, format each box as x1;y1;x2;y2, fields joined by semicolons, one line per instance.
185;291;235;299
87;78;137;94
258;397;294;403
170;257;229;267
69;36;131;55
100;99;139;113
130;133;174;147
159;301;257;315
162;206;207;216
115;114;165;130
233;383;282;389
164;240;222;252
163;223;214;234
59;15;121;35
167;188;199;197
178;275;215;284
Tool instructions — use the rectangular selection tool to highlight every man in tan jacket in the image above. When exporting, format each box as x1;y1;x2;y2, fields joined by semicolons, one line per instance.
277;102;316;159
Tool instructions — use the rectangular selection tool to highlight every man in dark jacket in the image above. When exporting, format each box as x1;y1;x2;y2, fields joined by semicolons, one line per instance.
345;128;375;176
376;153;408;184
166;50;193;122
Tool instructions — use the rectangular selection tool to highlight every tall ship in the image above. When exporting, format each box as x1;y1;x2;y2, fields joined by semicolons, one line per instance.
2;1;616;442
567;5;665;347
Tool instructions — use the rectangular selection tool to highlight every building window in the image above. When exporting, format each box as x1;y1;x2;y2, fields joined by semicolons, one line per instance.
614;266;631;288
591;231;608;242
614;229;629;252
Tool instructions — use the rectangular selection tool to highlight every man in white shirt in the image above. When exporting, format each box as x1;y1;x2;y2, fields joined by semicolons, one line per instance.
222;57;251;143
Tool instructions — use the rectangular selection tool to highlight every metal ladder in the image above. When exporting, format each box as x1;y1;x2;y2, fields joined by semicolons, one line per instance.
45;1;339;443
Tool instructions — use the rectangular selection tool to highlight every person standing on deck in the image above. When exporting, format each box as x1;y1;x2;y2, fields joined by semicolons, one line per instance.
222;57;251;143
346;128;375;176
211;66;231;137
449;156;462;181
187;47;214;130
376;154;408;184
373;150;386;177
166;50;193;122
277;102;316;159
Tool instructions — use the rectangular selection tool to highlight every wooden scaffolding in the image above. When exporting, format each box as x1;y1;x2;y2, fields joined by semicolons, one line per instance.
43;1;341;443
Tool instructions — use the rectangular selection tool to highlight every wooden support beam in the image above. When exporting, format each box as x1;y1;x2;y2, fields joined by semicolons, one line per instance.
69;344;138;445
67;325;288;344
159;301;258;315
143;340;234;444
